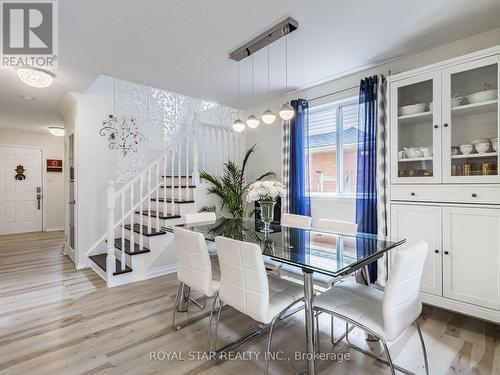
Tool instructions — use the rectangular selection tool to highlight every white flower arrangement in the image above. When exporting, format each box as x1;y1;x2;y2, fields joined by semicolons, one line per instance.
246;180;286;203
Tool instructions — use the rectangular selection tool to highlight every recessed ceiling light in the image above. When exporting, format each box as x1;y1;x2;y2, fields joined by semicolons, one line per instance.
20;95;35;101
17;68;54;88
48;126;65;137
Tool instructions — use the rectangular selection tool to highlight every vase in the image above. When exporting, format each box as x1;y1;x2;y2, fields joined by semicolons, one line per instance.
259;200;276;233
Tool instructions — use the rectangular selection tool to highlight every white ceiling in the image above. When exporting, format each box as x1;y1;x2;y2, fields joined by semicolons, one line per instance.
1;0;500;133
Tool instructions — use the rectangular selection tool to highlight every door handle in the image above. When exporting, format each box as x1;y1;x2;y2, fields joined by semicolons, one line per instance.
37;194;41;210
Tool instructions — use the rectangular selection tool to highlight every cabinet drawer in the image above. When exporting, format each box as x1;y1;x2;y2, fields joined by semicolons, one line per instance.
390;185;500;205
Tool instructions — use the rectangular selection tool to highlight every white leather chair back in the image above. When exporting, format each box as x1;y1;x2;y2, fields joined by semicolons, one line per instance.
174;227;217;297
183;212;217;224
281;213;312;229
215;236;270;323
382;241;428;340
317;219;358;234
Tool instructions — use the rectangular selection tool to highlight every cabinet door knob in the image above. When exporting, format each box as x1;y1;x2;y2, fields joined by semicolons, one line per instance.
443;123;449;128
472;193;477;198
433;124;439;129
410;192;416;196
444;251;449;255
434;249;439;254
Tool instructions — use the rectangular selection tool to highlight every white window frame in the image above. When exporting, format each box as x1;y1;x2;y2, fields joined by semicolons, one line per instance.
309;96;358;198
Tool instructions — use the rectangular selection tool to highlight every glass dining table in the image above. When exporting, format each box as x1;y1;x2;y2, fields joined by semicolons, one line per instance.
177;218;406;375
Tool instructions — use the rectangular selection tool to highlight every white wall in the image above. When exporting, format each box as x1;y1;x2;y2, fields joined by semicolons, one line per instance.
244;27;500;223
0;128;65;230
75;76;115;266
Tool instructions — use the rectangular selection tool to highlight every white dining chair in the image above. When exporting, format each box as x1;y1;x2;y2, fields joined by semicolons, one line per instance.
211;236;305;374
314;241;429;375
281;213;312;229
172;227;220;347
316;219;358;234
279;214;335;289
183;212;217;224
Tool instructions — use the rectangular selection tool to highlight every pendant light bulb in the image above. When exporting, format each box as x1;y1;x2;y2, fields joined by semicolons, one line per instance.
279;103;295;121
246;114;260;129
232;118;245;132
261;108;276;125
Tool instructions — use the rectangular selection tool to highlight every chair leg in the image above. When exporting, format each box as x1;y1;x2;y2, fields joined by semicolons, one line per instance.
415;319;429;375
380;339;396;375
265;315;279;375
330;316;335;345
315;313;320;351
171;284;181;329
207;294;219;351
212;300;224;351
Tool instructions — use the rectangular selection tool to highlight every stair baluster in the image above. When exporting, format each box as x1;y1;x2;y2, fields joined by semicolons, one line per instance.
129;184;135;253
139;176;144;251
178;143;182;210
170;149;175;216
121;193;125;270
162;155;167;218
155;161;160;231
147;168;152;234
185;137;189;202
106;181;116;278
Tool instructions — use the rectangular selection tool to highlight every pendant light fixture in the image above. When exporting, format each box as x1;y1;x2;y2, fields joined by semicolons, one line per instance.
246;55;260;129
279;31;295;121
261;46;276;125
232;62;245;132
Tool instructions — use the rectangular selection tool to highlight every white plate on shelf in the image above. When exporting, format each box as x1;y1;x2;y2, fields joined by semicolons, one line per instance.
399;103;427;116
466;89;497;104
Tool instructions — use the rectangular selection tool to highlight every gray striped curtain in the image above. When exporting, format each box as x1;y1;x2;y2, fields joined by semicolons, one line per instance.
376;75;389;285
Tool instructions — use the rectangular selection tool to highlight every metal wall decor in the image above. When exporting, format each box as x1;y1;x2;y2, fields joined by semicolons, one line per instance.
99;114;145;156
15;165;26;180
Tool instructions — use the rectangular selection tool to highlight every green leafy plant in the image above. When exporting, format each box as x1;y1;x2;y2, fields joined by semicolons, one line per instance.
199;144;275;218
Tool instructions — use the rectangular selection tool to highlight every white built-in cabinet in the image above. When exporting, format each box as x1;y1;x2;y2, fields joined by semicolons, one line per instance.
388;47;500;323
391;204;500;311
390;205;442;296
391;55;500;184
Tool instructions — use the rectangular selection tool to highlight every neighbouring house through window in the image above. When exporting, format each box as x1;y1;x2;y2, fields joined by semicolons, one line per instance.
308;97;359;195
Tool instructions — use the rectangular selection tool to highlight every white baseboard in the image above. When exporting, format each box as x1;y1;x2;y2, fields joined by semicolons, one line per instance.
144;264;177;280
422;292;500;324
46;227;65;232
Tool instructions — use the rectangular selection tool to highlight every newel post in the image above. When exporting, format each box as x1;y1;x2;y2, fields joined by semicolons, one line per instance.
192;112;200;186
106;180;116;281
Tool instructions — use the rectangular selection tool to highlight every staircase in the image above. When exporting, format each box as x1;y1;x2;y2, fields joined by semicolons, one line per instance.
86;124;200;286
85;115;245;287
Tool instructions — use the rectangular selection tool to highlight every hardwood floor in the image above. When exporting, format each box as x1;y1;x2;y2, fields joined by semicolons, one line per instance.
1;231;499;374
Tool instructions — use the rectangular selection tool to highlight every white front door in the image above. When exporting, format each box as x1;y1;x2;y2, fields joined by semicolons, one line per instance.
0;146;42;234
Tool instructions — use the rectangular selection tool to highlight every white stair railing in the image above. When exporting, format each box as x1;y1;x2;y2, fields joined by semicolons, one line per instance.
196;123;245;181
105;115;200;280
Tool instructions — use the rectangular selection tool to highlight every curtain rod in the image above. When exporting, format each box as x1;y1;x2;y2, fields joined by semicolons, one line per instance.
308;72;390;103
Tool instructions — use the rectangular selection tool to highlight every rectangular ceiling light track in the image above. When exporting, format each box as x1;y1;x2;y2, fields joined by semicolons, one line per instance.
229;17;298;62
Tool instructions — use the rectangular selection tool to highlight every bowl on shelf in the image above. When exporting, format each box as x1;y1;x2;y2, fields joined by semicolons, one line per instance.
466;89;497;104
399;103;427;116
403;147;423;158
475;142;491;154
471;138;490;145
451;96;464;107
420;146;433;157
492;138;498;152
459;144;473;155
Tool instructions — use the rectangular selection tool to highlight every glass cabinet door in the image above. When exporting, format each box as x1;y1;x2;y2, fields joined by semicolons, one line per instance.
390;71;441;183
442;56;500;183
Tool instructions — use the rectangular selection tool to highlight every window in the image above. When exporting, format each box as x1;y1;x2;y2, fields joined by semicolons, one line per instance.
308;97;359;195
